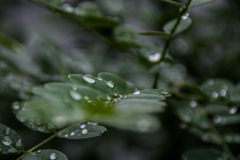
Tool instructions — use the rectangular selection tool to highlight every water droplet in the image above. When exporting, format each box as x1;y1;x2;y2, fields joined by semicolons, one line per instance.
229;107;237;114
70;132;75;136
181;12;189;20
123;95;127;98
106;95;111;101
68;75;71;79
148;53;161;62
213;115;222;123
69;90;82;100
220;90;226;96
1;136;12;146
189;101;197;107
225;136;233;143
222;85;228;90
65;134;68;137
114;93;118;96
133;91;140;95
15;140;23;149
161;89;170;95
37;149;42;153
12;102;20;110
4;128;11;135
46;123;55;130
97;77;103;81
37;127;44;132
207;79;214;86
84;96;89;100
114;98;118;103
100;129;107;135
106;81;114;88
87;122;97;125
50;153;57;160
119;95;123;98
87;100;92;103
7;148;18;154
212;92;219;98
82;75;95;84
80;124;86;129
62;4;74;13
82;129;88;135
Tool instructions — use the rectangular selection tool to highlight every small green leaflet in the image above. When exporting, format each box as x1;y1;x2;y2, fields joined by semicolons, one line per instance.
57;123;107;139
164;18;192;34
138;31;170;39
0;124;23;155
22;149;68;160
190;0;216;8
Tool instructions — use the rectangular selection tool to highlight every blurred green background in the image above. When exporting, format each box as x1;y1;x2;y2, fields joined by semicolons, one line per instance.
0;0;240;159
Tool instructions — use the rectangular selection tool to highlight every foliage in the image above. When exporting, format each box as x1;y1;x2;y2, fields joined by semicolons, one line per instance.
0;0;240;159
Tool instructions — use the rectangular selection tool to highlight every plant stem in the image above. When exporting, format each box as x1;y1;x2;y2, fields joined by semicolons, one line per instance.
16;121;85;160
152;0;192;89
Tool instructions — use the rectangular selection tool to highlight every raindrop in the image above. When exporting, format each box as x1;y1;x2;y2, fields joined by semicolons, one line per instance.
97;77;103;81
106;95;111;101
229;107;237;114
7;148;18;154
4;128;11;135
82;75;95;84
87;100;92;103
106;81;114;88
222;85;228;90
212;92;219;98
213;115;222;123
220;90;226;96
69;90;82;100
114;93;118;96
189;101;197;108
82;129;88;135
114;98;118;103
12;102;20;110
207;79;214;86
15;140;23;149
80;124;86;129
148;53;161;62
37;149;42;153
84;96;89;100
181;12;189;20
133;91;140;95
1;136;12;146
161;89;170;95
65;134;68;137
123;95;127;98
87;122;97;125
70;132;75;136
50;153;57;160
67;75;71;79
62;4;74;13
72;86;77;91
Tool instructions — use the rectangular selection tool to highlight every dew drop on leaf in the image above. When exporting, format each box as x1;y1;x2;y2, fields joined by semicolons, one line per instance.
181;12;189;20
80;124;86;129
148;53;161;62
207;79;214;86
106;95;111;101
70;132;75;136
1;136;12;146
12;102;20;110
7;148;18;154
82;75;95;84
133;91;140;95
37;149;42;153
212;92;219;98
15;140;23;149
4;128;11;135
82;129;88;135
189;101;197;107
62;4;74;13
213;115;222;123
69;90;82;100
106;81;114;88
220;90;226;96
229;107;237;114
97;77;103;81
50;153;57;160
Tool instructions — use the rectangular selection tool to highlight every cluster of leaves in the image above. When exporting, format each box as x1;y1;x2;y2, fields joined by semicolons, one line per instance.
1;0;240;160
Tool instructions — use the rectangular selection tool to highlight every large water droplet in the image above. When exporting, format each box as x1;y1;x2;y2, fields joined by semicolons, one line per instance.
50;153;57;160
82;129;88;135
207;79;214;86
69;90;82;100
97;77;103;81
181;12;189;20
220;90;226;96
62;4;74;13
4;128;11;135
82;75;95;84
229;107;237;114
80;124;86;129
212;92;219;98
70;132;75;136
133;90;140;95
106;95;111;101
1;136;12;146
15;140;23;149
148;53;161;62
189;101;197;108
65;134;68;137
213;115;222;123
106;81;114;88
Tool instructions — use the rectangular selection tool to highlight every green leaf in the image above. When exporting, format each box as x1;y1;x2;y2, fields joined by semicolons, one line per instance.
98;72;128;95
190;0;216;8
160;0;185;8
0;124;23;155
82;16;120;28
113;26;136;45
182;149;228;160
22;149;68;160
205;104;229;115
57;123;107;139
230;84;240;102
213;114;240;126
138;31;170;39
115;99;166;115
163;18;192;34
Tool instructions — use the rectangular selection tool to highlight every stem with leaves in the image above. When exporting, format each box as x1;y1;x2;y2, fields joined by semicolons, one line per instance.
152;0;193;89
